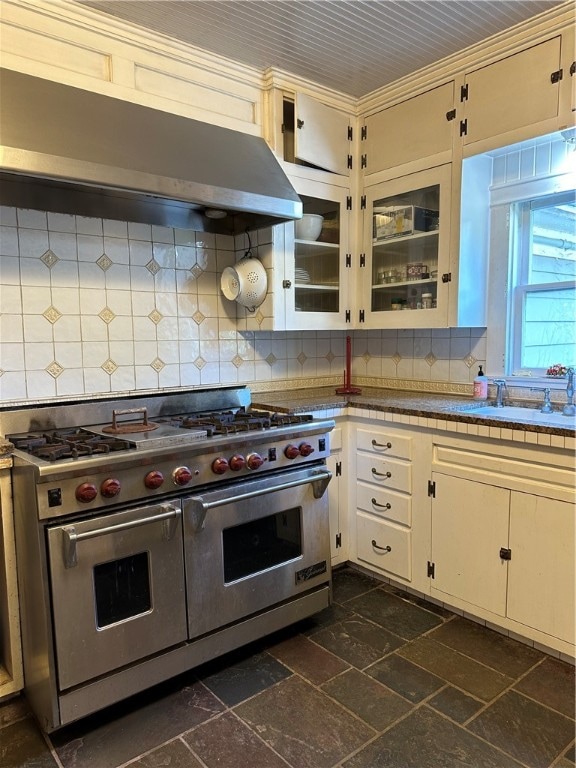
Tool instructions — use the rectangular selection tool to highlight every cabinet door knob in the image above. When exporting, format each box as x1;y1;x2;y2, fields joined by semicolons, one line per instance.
371;498;391;510
372;468;391;479
371;539;391;553
372;440;392;450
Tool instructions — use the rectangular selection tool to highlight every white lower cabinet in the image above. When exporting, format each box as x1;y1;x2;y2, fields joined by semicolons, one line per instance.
430;434;575;654
352;423;419;584
327;424;348;566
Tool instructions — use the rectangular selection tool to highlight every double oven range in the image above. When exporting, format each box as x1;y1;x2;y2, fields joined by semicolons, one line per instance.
2;386;334;732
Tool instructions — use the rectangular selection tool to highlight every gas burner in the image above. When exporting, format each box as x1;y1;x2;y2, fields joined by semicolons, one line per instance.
6;429;133;461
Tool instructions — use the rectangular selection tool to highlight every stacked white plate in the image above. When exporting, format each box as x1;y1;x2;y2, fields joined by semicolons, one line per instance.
295;268;311;283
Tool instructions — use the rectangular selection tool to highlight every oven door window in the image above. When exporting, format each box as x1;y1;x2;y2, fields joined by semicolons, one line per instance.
223;507;302;583
94;552;151;627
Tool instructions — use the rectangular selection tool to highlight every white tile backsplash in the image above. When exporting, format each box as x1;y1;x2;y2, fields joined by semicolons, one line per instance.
0;207;490;403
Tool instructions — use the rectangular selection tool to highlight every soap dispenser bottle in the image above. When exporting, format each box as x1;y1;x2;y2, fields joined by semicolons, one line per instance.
473;366;488;400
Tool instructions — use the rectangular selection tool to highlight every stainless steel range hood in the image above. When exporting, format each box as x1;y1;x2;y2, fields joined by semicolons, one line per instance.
0;69;302;235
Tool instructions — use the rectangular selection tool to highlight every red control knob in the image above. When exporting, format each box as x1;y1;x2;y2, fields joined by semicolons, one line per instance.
173;466;192;486
100;478;121;498
229;454;245;471
144;470;164;490
284;444;300;459
212;457;229;475
299;442;314;457
75;482;98;503
246;452;264;470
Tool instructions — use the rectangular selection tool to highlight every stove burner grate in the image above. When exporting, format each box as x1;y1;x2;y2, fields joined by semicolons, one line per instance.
7;430;132;461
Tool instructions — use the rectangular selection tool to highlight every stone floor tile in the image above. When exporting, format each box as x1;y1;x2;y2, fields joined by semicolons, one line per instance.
0;718;58;768
267;632;349;685
428;616;544;677
347;589;443;639
311;615;406;669
467;690;575;768
514;656;576;718
332;566;381;603
234;674;374;768
342;706;524;768
366;652;444;703
398;636;513;701
183;712;288;768
51;678;224;768
428;685;485;723
321;668;412;731
126;738;203;767
382;584;454;618
198;650;292;707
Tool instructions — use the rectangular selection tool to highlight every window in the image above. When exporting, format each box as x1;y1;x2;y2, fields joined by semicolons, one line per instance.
508;191;576;375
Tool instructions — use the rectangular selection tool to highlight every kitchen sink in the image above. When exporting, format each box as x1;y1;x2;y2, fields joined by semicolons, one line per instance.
463;405;576;428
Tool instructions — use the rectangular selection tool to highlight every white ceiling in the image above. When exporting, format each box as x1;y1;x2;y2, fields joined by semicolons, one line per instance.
77;0;564;97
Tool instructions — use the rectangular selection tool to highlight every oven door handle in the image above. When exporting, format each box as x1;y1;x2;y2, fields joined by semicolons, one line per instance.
186;469;332;532
61;503;181;568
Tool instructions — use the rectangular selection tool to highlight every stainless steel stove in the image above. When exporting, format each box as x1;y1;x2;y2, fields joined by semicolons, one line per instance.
2;386;334;732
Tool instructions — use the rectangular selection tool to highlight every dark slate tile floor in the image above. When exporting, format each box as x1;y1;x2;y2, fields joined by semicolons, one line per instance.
1;565;574;768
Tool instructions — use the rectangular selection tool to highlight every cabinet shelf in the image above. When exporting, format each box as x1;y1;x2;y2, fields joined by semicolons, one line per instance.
295;240;339;256
373;230;439;249
295;283;339;291
372;278;438;290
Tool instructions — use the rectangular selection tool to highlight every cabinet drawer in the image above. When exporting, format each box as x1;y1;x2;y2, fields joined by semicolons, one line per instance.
357;454;411;493
357;482;411;526
356;513;411;580
357;427;412;460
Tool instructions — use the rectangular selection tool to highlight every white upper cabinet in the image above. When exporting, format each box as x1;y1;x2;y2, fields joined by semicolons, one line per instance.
460;36;563;150
362;82;455;175
292;93;352;176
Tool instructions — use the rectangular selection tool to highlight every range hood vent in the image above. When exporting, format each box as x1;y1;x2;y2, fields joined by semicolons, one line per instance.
0;69;302;235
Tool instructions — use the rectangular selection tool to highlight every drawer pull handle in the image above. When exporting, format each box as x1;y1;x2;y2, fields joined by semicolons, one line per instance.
371;539;391;553
372;468;391;479
372;440;392;450
371;498;391;510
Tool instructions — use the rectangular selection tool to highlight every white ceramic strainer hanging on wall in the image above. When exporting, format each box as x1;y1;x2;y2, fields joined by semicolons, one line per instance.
221;255;267;312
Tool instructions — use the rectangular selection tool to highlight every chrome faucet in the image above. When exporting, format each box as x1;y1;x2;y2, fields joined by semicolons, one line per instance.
530;387;553;414
492;379;508;407
563;367;575;417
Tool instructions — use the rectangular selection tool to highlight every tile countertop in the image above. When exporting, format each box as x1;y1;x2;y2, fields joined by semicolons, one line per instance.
252;387;576;439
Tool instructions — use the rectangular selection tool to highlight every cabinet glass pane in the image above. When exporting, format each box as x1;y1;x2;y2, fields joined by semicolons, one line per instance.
295;195;340;313
371;184;440;312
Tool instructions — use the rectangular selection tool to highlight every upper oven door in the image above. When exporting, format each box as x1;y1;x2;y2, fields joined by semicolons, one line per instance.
183;465;332;639
46;501;188;690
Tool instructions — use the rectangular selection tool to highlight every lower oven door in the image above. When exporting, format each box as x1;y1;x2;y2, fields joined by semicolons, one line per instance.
183;465;331;639
46;501;187;690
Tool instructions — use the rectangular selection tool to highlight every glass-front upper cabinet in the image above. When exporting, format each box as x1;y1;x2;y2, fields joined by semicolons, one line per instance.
361;164;452;328
284;176;351;330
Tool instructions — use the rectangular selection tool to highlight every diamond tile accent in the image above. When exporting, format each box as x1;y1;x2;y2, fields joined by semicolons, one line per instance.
0;369;4;377
194;356;206;370
232;355;243;368
426;352;437;367
255;310;265;325
40;249;59;269
297;352;307;365
190;264;203;279
146;259;161;276
99;307;116;324
464;354;477;368
101;359;118;374
151;357;165;372
363;352;371;363
148;309;163;325
96;253;113;271
46;361;64;379
192;310;206;325
392;352;402;364
326;350;335;363
266;353;277;365
43;306;62;324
